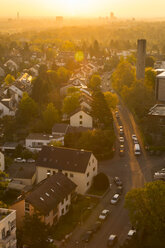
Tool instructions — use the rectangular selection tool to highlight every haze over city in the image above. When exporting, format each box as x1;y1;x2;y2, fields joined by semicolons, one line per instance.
1;0;165;18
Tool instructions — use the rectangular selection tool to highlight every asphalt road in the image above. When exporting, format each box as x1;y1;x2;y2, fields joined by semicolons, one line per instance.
65;73;161;248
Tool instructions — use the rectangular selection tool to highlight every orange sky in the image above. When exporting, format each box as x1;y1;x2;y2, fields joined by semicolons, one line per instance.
1;0;165;18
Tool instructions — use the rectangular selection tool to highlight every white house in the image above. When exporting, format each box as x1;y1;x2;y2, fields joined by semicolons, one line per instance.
0;99;15;117
70;108;93;128
25;133;64;151
0;151;5;172
36;146;98;194
10;173;76;227
0;208;17;248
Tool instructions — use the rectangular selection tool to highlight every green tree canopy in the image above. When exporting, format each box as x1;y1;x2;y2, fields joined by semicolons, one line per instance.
104;92;118;109
62;92;80;115
88;74;101;91
125;181;165;247
42;103;60;132
144;67;156;89
93;173;109;190
17;92;38;124
112;61;136;92
4;74;15;85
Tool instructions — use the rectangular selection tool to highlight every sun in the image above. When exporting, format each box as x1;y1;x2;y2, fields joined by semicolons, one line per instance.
63;0;92;16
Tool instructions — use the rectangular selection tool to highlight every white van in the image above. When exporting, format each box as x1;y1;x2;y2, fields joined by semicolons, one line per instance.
134;144;141;155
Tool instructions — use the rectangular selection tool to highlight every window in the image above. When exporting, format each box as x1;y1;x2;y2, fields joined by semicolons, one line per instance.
25;201;30;213
80;121;82;125
93;167;95;171
87;172;89;177
79;115;82;119
70;173;74;178
62;208;64;215
66;205;69;211
65;172;68;177
87;182;89;186
53;171;56;175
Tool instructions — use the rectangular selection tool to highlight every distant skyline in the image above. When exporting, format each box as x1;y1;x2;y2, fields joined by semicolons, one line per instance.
1;0;165;18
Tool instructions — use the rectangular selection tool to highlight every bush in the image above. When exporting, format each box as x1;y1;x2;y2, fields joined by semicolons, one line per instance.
93;173;109;191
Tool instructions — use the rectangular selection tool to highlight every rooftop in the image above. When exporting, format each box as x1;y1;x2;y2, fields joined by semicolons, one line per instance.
148;104;165;116
157;71;165;78
26;133;61;141
7;163;36;179
0;208;15;221
36;146;92;173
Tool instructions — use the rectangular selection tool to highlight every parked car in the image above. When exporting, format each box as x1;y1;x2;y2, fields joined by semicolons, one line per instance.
90;221;102;233
81;230;93;243
127;229;136;240
99;209;110;220
119;146;124;156
116;186;123;195
14;158;26;163
119;136;124;143
114;177;123;186
115;111;119;118
107;234;118;247
27;158;36;163
110;194;120;205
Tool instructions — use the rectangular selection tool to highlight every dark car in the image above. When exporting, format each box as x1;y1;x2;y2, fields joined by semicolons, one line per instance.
91;221;102;233
107;234;118;247
114;177;123;186
81;230;93;243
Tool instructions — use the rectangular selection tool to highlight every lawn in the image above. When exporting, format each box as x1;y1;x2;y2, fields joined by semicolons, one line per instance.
51;195;99;241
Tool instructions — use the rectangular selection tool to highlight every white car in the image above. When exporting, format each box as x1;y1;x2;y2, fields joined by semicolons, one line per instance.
14;158;26;163
119;137;124;143
110;194;120;205
127;229;136;239
98;209;110;220
27;158;36;163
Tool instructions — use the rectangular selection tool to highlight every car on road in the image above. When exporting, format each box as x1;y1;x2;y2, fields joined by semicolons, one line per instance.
81;230;93;243
107;234;118;247
14;157;26;163
132;134;138;143
119;145;125;156
114;177;123;186
134;143;141;156
127;229;136;240
98;209;110;220
115;111;119;118
110;194;120;205
116;186;123;195
119;136;124;143
27;158;36;163
90;221;102;233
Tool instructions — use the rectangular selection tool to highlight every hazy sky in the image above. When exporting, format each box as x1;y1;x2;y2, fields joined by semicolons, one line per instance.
1;0;165;18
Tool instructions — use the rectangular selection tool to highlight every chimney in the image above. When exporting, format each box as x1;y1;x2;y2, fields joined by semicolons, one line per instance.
136;39;146;80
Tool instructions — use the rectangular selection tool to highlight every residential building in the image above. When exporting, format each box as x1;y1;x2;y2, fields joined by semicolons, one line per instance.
70;107;93;128
155;71;165;102
10;173;76;227
25;133;64;151
52;123;69;136
0;208;17;248
0;152;5;172
36;146;98;194
0;99;15;117
7;163;36;191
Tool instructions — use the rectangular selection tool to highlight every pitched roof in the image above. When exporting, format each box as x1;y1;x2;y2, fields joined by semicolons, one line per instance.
52;123;69;134
8;163;36;179
36;146;92;173
66;126;92;134
25;173;76;214
69;106;91;118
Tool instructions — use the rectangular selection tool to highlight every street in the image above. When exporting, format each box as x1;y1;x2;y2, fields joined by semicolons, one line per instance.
65;73;162;248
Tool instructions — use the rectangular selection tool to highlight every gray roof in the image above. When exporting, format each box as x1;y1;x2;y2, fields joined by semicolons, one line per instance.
69;106;91;118
148;104;165;116
8;163;36;179
157;71;165;78
36;146;92;173
52;123;69;134
67;126;92;134
26;133;60;140
25;173;76;214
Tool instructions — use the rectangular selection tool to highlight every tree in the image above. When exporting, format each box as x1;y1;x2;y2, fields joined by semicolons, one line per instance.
88;74;101;91
145;56;155;67
17;92;38;124
62;93;80;115
42;103;60;132
112;61;136;92
104;92;118;109
145;67;156;89
0;170;8;206
4;74;15;85
125;181;165;247
20;213;53;248
91;90;113;128
93;173;109;190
